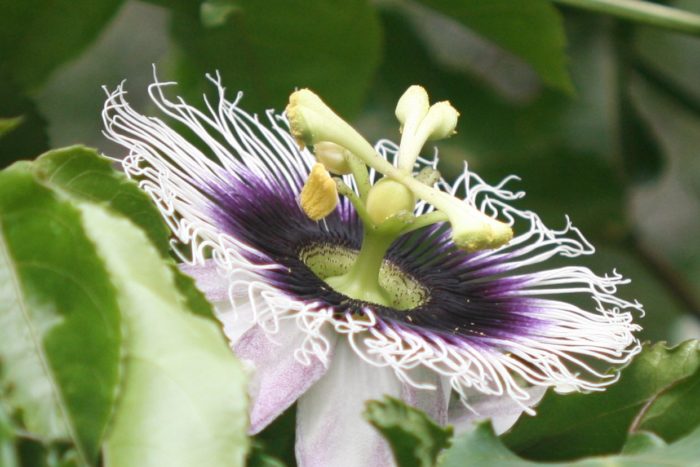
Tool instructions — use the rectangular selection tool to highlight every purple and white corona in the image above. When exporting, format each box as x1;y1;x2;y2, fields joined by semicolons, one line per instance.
103;72;642;467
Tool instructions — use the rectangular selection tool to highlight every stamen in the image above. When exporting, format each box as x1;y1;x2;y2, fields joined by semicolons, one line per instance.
312;141;353;175
399;179;513;252
286;87;512;253
300;163;338;220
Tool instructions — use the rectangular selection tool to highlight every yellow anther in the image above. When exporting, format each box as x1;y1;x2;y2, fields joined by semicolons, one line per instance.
300;163;338;220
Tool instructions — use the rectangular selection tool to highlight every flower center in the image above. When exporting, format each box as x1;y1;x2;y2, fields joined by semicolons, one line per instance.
300;242;428;310
287;85;514;309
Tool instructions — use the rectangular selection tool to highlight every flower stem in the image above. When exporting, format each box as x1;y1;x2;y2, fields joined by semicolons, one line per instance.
325;230;395;307
552;0;700;36
346;152;371;200
335;178;375;227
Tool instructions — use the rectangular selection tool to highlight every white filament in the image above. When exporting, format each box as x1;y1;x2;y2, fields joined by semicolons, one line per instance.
102;70;642;410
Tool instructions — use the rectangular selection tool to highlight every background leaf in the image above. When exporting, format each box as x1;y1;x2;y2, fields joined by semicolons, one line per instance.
78;204;248;467
494;151;626;243
247;442;286;467
253;405;297;467
0;117;23;138
503;340;700;461
439;423;529;467
620;431;667;455
637;361;700;443
0;402;18;467
439;422;700;466
0;167;121;464
365;396;453;467
619;84;665;183
170;0;382;116
615;24;665;184
0;72;49;168
415;0;572;92
199;0;239;28
0;0;124;90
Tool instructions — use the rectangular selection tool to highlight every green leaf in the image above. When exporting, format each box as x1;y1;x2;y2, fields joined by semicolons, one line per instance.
439;421;700;467
0;402;19;467
439;423;526;467
365;396;453;467
0;167;122;464
170;268;219;319
200;0;239;28
16;438;52;467
0;72;49;168
503;340;700;461
0;0;125;89
415;0;572;92
78;204;248;467
32;146;170;256
11;437;82;467
0;117;23;139
621;431;667;455
254;404;297;467
638;360;700;443
170;0;382;116
31;146;216;320
247;442;287;467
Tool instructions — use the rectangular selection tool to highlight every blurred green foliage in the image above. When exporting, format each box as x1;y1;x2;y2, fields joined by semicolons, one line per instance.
440;420;700;466
365;396;453;467
503;340;700;459
370;342;700;467
172;0;383;117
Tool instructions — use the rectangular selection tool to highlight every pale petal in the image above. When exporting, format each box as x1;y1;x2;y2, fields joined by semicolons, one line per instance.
180;261;230;302
296;338;401;467
449;385;547;435
236;320;335;434
180;261;256;343
400;369;450;425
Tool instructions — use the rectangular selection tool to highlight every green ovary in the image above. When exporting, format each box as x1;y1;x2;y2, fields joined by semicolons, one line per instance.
300;242;427;310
